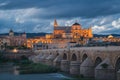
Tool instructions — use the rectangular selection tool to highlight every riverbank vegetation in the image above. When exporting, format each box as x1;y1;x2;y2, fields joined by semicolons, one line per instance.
14;56;58;74
0;52;9;63
17;63;58;74
0;53;58;74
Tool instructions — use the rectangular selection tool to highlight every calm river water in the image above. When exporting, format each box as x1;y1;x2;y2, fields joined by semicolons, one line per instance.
0;73;71;80
0;63;72;80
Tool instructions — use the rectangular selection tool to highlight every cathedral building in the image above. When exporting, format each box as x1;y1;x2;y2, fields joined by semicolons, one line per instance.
53;19;93;39
27;19;93;49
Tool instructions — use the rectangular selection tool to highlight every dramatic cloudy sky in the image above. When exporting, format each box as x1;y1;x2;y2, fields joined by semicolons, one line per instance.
0;0;120;34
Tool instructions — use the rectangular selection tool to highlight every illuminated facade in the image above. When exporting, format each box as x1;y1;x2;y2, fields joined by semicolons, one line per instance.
93;35;120;42
27;19;93;49
9;29;27;46
0;29;27;48
53;19;93;39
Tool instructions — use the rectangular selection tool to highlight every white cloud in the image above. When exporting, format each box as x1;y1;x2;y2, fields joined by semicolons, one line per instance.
112;18;120;29
33;24;41;33
0;1;9;7
33;23;52;33
100;18;106;24
92;25;106;33
15;17;25;23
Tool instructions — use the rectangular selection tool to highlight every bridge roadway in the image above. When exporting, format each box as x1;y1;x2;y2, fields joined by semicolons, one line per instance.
31;46;120;80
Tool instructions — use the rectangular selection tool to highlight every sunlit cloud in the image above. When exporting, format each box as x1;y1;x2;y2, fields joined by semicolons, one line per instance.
112;18;120;29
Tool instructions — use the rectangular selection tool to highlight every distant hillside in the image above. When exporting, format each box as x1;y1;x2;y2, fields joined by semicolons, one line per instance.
0;32;49;38
0;33;120;38
93;34;120;38
26;33;48;38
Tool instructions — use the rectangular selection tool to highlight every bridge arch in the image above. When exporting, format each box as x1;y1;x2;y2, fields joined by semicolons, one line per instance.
50;53;52;55
82;54;88;62
71;53;77;61
94;57;102;67
56;53;59;56
115;57;120;71
63;53;67;60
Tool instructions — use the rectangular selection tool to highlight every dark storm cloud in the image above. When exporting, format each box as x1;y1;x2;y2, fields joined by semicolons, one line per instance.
0;0;120;18
0;0;120;34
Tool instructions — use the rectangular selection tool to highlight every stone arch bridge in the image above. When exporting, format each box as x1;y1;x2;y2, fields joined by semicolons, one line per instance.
31;46;120;80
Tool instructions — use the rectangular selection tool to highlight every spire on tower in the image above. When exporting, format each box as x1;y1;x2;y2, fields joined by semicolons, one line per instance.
54;19;58;27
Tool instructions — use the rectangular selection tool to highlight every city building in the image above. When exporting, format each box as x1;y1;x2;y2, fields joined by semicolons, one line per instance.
27;20;120;50
27;19;93;49
9;29;27;46
0;29;27;50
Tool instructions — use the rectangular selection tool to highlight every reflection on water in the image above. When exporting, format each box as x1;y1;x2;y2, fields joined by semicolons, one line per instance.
0;63;71;80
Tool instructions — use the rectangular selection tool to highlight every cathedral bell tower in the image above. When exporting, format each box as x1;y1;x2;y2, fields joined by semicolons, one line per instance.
54;19;58;27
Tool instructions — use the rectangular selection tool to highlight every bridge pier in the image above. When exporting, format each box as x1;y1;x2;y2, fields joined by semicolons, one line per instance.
80;57;94;78
35;54;43;62
39;54;48;64
70;61;80;75
61;60;70;72
45;54;56;66
95;58;115;80
53;55;62;69
117;70;120;80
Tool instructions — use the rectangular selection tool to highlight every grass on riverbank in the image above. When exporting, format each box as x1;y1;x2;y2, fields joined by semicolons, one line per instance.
16;60;58;74
18;63;58;74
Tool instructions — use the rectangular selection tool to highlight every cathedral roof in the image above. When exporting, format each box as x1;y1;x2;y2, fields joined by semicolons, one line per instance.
73;22;80;25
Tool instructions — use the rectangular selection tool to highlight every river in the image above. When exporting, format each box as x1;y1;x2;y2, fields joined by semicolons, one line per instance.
0;63;72;80
0;73;72;80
